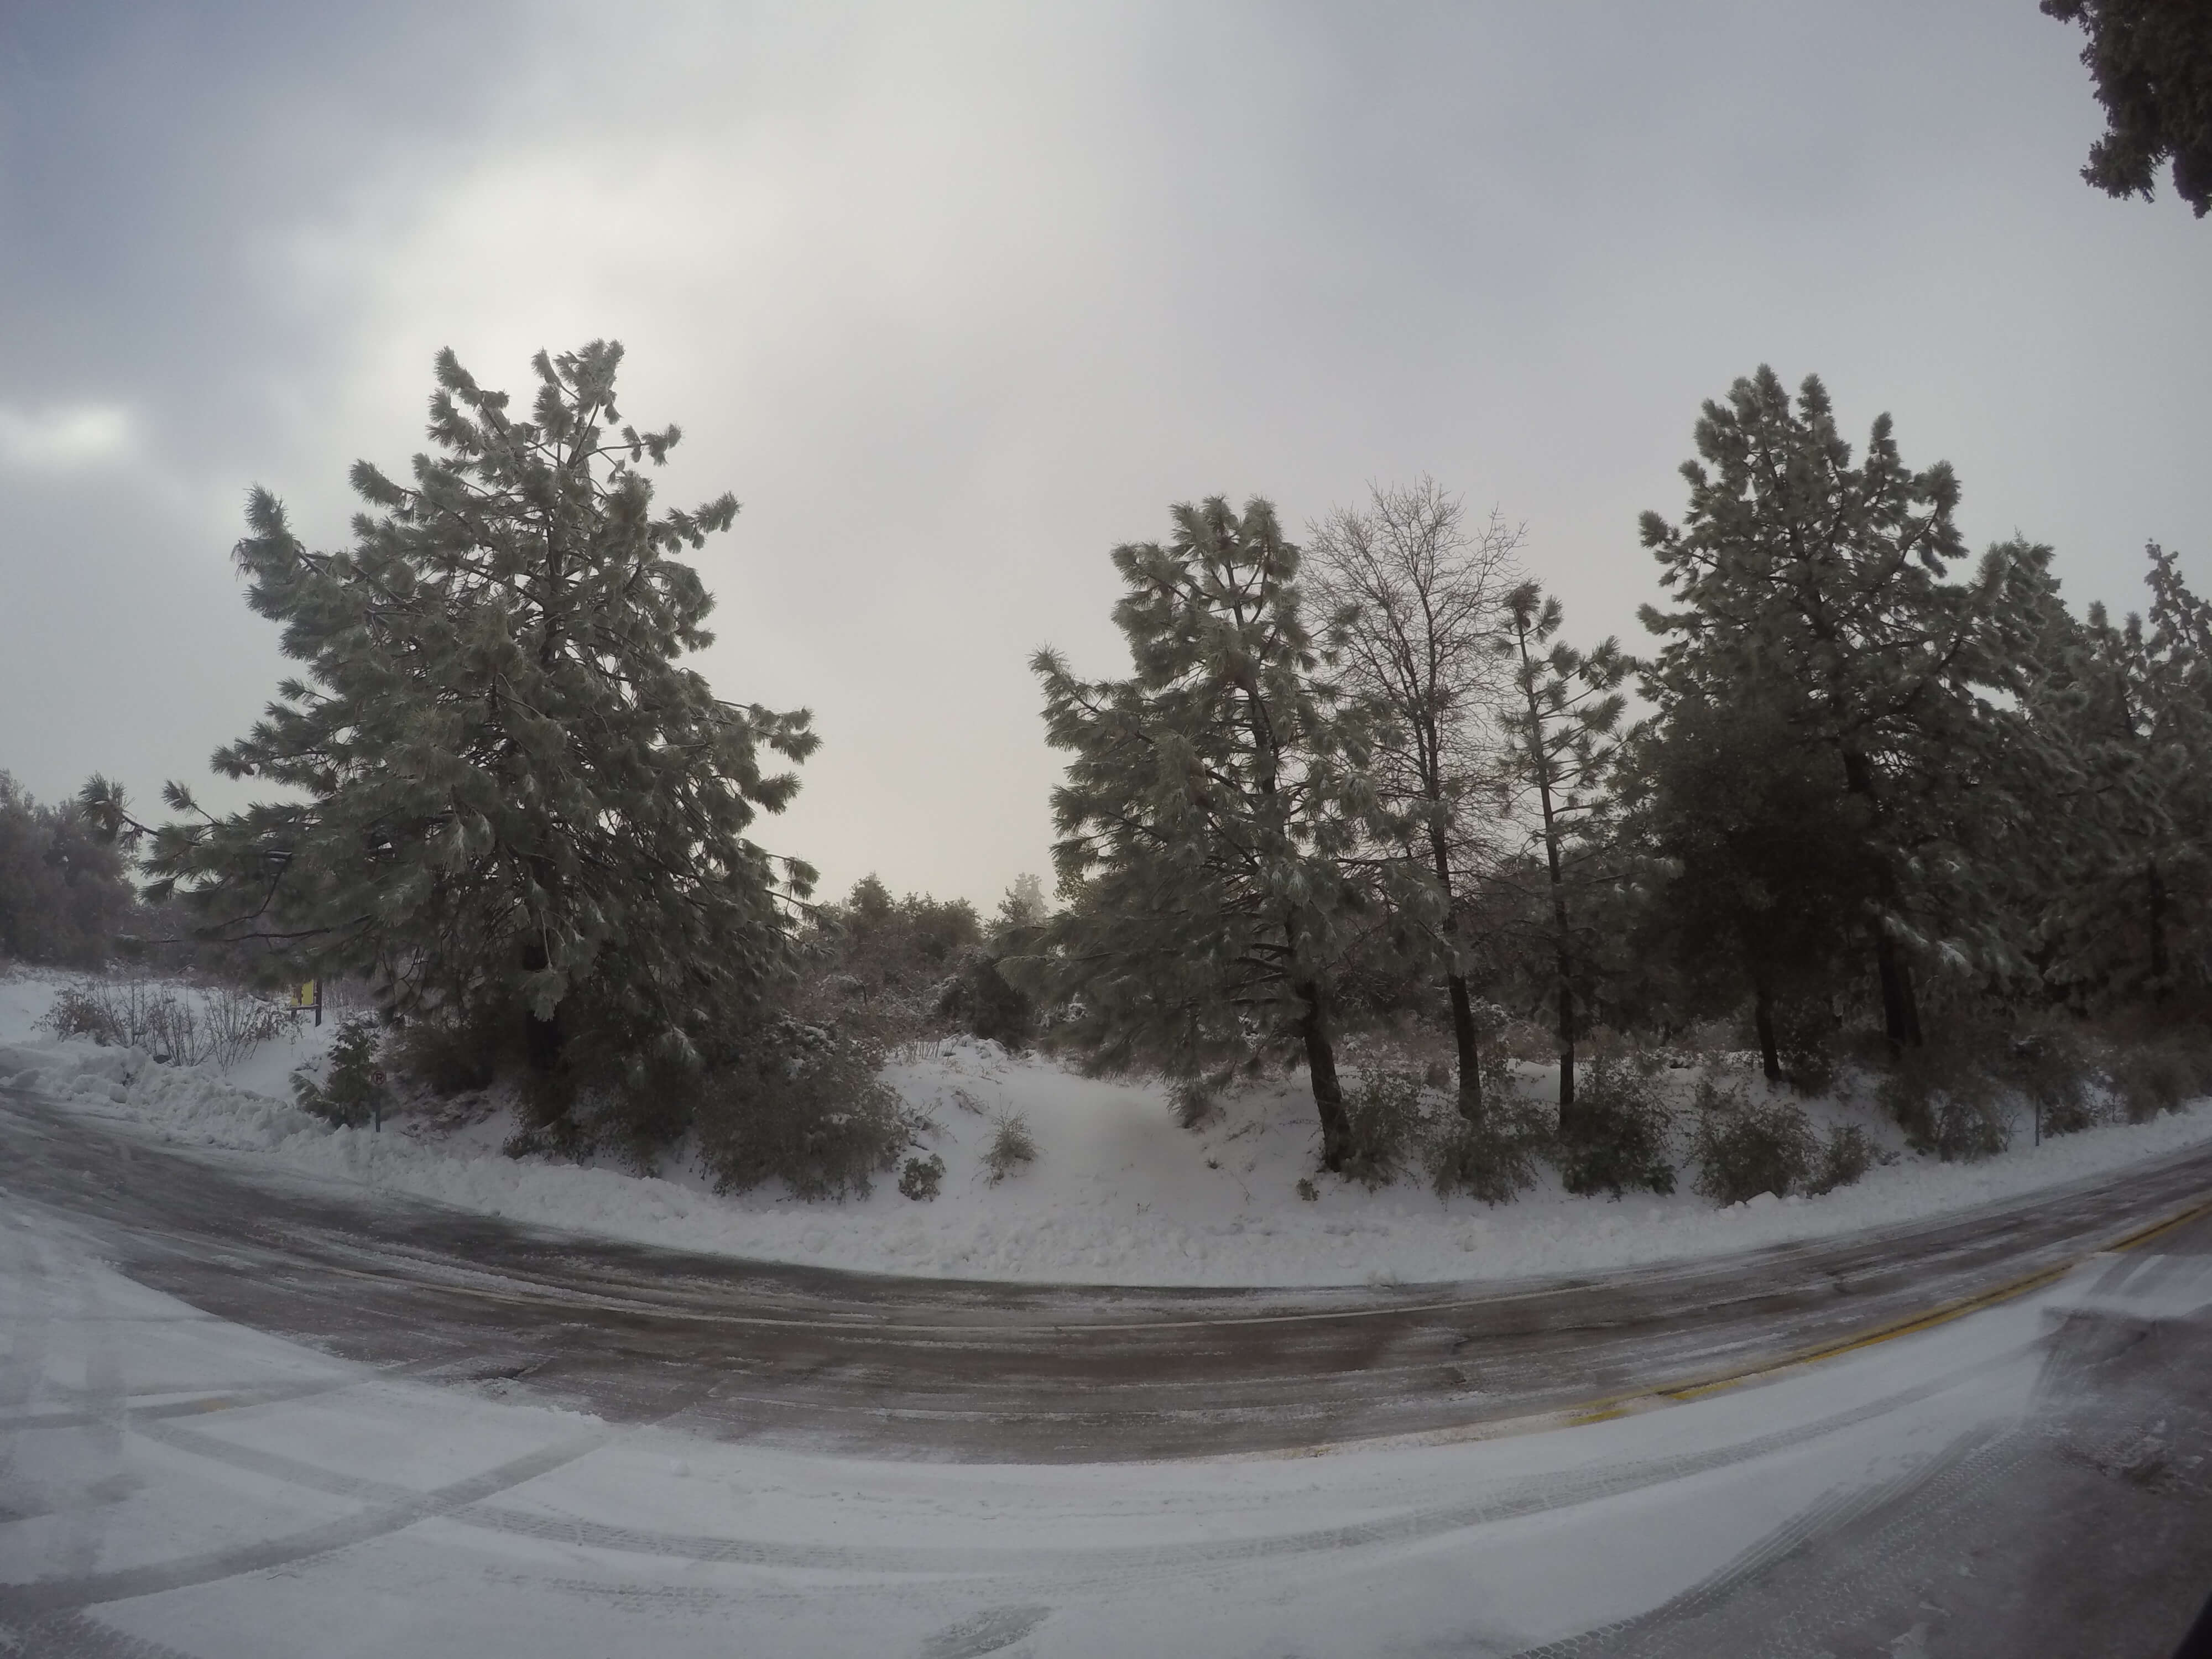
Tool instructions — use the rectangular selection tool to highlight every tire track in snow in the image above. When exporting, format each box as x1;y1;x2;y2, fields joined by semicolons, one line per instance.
0;1428;609;1619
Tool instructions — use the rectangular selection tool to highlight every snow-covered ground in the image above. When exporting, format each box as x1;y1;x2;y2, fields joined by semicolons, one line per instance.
6;1193;2201;1657
3;965;2210;1290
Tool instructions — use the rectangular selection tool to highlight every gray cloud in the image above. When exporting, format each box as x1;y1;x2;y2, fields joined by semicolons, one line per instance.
3;1;2208;906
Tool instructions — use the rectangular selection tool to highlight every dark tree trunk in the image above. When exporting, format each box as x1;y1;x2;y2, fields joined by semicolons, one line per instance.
1431;825;1484;1124
1752;974;1782;1083
1446;972;1484;1124
1841;748;1922;1052
1554;942;1576;1114
2150;858;2172;1000
520;938;564;1073
1871;928;1923;1050
1297;979;1350;1172
1514;615;1580;1117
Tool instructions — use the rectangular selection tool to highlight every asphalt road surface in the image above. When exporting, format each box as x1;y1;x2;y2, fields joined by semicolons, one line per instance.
4;1078;2211;1656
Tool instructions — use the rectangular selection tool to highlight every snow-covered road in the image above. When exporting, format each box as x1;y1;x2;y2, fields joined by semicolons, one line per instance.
4;1082;2212;1655
5;1197;2210;1656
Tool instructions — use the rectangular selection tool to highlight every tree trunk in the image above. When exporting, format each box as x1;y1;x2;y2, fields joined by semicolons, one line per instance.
1297;979;1351;1172
1446;972;1484;1124
1430;825;1484;1124
1841;748;1922;1052
1554;945;1576;1115
1871;927;1922;1051
1515;613;1578;1116
1752;974;1782;1083
2150;858;2172;1001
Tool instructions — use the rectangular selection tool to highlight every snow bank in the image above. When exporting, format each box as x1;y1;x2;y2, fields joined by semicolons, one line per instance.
5;966;2211;1288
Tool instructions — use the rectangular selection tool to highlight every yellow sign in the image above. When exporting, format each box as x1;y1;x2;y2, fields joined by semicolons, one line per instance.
288;981;319;1009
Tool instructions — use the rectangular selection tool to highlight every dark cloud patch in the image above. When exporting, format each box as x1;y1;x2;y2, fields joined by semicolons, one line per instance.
2;2;2207;904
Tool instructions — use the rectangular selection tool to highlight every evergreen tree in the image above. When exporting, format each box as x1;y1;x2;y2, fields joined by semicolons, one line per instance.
1021;497;1423;1171
86;342;816;1093
0;773;134;967
1619;694;1874;1082
2020;544;2212;1003
1308;479;1522;1123
1499;580;1630;1111
1637;367;2023;1051
2043;0;2212;216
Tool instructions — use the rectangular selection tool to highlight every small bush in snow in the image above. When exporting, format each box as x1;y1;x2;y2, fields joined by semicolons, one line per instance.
693;1023;910;1201
1170;1077;1219;1130
1879;1048;2011;1161
982;1109;1038;1183
2002;1022;2100;1135
38;974;289;1069
1689;1080;1817;1206
388;1009;505;1097
1426;1104;1542;1204
37;983;116;1045
937;947;1036;1050
898;1152;946;1201
1812;1124;1877;1193
1339;1068;1428;1190
1557;1057;1677;1198
2109;1045;2192;1123
291;1016;388;1130
1295;1176;1319;1202
1771;998;1840;1094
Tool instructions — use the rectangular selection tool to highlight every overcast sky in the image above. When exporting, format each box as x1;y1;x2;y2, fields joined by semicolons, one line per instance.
3;1;2208;908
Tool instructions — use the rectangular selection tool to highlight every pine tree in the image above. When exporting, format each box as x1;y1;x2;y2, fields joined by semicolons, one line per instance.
85;342;817;1089
1308;479;1521;1123
1021;497;1423;1171
2043;0;2212;216
1637;367;2022;1051
2021;544;2212;1004
2137;544;2212;991
1618;693;1875;1082
1499;580;1630;1112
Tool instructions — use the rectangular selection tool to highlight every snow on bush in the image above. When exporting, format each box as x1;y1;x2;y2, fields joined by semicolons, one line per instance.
6;970;2212;1291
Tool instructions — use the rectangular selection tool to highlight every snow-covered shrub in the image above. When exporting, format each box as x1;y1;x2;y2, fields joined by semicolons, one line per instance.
1557;1057;1677;1197
694;1024;910;1201
898;1152;946;1201
2106;1028;2212;1123
37;982;118;1045
2110;1045;2192;1123
1811;1124;1877;1193
2002;1022;2099;1135
388;1008;505;1097
982;1108;1038;1184
1426;1098;1543;1204
1770;998;1840;1094
1689;1079;1817;1205
936;947;1036;1050
1170;1077;1219;1130
38;974;289;1069
1339;1068;1428;1189
1879;1048;2011;1161
291;1016;388;1130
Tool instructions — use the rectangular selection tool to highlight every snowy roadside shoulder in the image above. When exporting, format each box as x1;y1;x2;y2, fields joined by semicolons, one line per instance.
5;1024;2212;1291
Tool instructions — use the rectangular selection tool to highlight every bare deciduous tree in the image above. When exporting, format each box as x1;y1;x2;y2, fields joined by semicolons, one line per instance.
1309;479;1522;1122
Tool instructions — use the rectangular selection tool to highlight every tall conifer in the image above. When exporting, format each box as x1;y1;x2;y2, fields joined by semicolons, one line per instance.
1024;498;1422;1171
87;343;816;1078
1637;367;2020;1050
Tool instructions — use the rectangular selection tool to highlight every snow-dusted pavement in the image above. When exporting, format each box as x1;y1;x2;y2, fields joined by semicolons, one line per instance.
4;1088;2212;1652
4;1179;2210;1658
